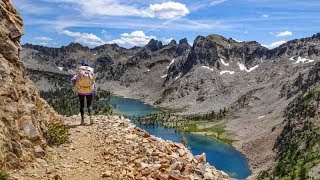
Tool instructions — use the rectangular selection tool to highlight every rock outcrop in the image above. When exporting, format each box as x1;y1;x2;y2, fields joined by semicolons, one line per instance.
0;0;62;169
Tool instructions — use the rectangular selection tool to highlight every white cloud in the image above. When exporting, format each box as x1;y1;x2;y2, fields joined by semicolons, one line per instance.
108;31;156;48
35;36;53;41
276;31;293;37
262;40;286;49
210;0;228;6
262;14;269;18
147;2;189;19
61;30;106;47
51;0;189;20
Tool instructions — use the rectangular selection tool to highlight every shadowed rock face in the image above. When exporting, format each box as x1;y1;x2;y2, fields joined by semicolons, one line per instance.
0;0;62;169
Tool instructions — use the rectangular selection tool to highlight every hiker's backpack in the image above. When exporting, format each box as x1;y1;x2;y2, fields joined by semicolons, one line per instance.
75;66;95;93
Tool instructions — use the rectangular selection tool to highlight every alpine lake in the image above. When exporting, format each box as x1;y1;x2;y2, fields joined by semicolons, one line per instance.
108;96;251;179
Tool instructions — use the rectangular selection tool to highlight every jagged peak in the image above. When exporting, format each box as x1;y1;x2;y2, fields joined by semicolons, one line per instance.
63;42;89;51
168;39;177;46
147;39;162;45
178;38;189;45
146;39;163;51
22;43;59;52
66;42;84;48
93;43;124;51
192;34;229;48
311;32;320;40
206;34;228;43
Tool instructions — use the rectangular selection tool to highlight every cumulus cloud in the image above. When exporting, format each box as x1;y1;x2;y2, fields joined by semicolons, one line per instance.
61;30;106;47
147;2;189;19
262;40;286;49
276;31;293;37
51;0;189;19
108;31;156;48
35;36;53;41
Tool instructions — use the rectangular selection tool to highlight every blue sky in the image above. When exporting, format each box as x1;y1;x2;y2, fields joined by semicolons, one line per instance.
12;0;320;49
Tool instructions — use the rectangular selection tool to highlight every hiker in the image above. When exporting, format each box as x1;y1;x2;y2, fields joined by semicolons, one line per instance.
71;61;96;125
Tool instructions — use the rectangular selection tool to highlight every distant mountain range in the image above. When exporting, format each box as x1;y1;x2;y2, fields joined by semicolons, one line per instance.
21;33;320;178
21;33;320;112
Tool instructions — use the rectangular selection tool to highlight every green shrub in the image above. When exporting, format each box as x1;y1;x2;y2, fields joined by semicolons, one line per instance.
0;171;9;180
44;124;68;145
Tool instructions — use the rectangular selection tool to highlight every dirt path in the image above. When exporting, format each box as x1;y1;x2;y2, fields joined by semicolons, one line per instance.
11;115;229;180
11;115;113;180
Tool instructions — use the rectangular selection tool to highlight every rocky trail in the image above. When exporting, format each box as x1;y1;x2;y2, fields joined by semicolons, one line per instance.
10;115;229;180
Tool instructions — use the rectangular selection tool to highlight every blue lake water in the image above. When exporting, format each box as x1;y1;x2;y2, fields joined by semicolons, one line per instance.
109;96;251;179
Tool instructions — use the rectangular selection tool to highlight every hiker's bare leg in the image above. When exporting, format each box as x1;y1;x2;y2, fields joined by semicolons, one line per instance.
79;94;85;125
86;94;94;125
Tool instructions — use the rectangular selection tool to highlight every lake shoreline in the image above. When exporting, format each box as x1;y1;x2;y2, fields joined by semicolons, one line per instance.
103;88;275;177
107;94;252;179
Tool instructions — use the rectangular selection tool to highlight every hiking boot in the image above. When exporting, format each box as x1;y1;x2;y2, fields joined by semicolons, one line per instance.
90;117;94;125
80;118;85;125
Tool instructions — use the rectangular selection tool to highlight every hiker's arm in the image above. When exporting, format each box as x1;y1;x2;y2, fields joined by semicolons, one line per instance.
71;75;77;87
92;81;97;95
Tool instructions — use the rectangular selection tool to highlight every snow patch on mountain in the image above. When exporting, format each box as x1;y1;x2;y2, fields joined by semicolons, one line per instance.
58;67;63;71
220;58;229;66
201;66;214;71
293;57;315;64
161;74;167;78
237;62;258;72
167;58;175;69
175;73;182;80
220;70;234;75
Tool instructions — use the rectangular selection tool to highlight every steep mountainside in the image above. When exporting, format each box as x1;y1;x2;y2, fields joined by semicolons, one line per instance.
0;0;62;169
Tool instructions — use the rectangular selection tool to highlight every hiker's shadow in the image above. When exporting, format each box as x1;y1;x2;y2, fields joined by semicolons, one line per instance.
67;124;81;129
67;124;90;129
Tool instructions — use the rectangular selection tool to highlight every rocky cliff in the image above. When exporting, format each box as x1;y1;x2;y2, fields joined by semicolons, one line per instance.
0;0;62;169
